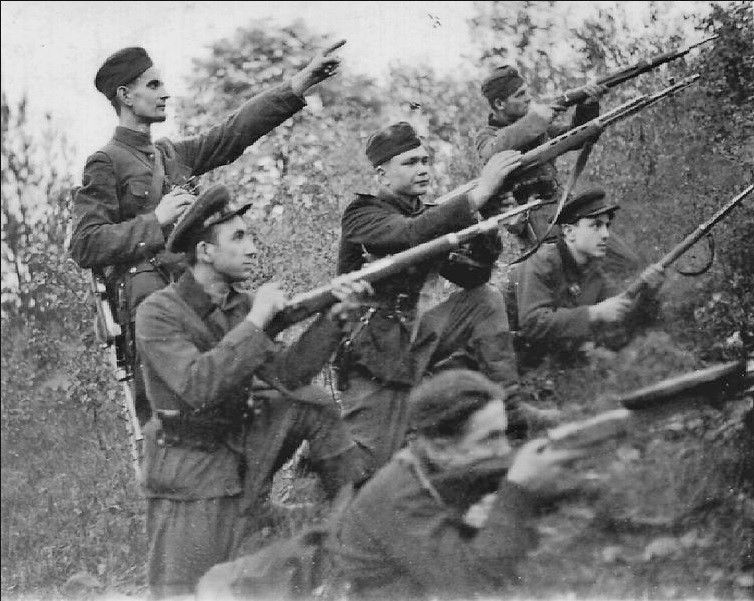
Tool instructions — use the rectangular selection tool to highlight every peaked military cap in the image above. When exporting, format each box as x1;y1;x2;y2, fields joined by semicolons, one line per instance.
95;46;153;100
557;187;619;224
481;65;525;102
408;369;506;437
365;121;422;167
167;184;252;253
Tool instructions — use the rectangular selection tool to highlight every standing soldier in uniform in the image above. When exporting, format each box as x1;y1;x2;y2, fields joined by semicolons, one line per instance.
135;184;371;599
69;41;345;426
336;121;558;477
475;65;637;274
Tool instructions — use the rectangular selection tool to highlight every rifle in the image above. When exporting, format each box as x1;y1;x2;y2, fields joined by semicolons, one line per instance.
90;269;143;478
547;358;753;451
435;75;701;211
623;184;753;300
264;199;543;337
551;36;717;108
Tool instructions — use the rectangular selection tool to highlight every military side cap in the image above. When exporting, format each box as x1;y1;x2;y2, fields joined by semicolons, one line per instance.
409;369;506;437
365;121;422;167
95;47;153;100
167;184;252;253
557;187;619;224
481;65;525;102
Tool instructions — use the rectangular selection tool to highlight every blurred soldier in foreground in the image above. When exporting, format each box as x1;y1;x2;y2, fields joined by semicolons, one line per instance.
333;369;583;600
134;184;370;599
336;122;558;476
475;65;637;274
69;41;345;426
506;187;664;371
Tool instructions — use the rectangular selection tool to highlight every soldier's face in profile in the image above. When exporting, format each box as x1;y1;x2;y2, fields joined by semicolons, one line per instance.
498;85;531;120
379;146;431;197
126;67;169;124
202;216;257;282
567;214;612;260
444;399;511;469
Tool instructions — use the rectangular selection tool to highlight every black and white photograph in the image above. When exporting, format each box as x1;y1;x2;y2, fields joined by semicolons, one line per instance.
1;1;752;600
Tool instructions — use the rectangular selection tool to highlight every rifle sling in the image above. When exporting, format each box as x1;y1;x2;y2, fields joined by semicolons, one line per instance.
508;136;597;266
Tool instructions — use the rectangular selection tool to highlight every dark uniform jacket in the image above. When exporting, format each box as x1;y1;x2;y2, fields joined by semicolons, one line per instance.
334;447;536;600
336;188;483;384
134;270;343;500
506;238;617;362
475;101;599;203
69;82;306;318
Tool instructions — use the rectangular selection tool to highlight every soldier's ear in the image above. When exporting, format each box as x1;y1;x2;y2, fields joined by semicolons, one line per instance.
375;166;388;185
116;85;133;108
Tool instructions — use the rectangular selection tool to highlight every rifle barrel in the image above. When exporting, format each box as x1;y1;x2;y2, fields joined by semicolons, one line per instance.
265;199;543;336
556;36;715;107
624;184;753;298
658;184;753;269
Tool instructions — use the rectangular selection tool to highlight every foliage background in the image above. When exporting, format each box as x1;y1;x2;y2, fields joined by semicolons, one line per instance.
2;1;753;598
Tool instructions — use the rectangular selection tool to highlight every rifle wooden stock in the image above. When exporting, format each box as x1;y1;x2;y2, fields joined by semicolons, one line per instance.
434;77;700;207
547;359;752;451
90;270;143;477
264;199;543;337
552;36;716;108
624;184;753;299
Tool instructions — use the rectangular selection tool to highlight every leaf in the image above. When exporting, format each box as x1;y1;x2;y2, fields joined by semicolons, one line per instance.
642;536;682;561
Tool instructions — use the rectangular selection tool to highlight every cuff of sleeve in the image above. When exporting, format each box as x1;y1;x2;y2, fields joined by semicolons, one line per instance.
569;305;592;338
447;193;481;225
521;111;551;135
142;212;167;250
279;81;308;110
490;480;536;520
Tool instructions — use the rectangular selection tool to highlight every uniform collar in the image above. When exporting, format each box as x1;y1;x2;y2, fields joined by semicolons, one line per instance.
113;126;156;155
488;112;516;128
174;270;248;319
376;186;424;216
557;237;600;280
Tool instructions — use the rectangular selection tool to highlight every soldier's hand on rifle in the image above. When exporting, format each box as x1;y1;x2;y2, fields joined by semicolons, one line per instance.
246;282;288;330
290;39;346;96
506;438;585;496
327;279;374;324
639;263;665;291
154;189;195;226
588;294;633;324
582;82;608;105
469;150;522;209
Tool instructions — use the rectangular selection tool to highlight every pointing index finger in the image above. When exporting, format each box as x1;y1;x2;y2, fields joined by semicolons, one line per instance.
323;39;347;55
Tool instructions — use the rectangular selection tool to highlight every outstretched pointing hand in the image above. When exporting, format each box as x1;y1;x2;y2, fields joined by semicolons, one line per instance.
291;39;347;96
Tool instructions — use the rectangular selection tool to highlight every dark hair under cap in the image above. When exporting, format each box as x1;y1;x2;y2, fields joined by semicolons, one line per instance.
557;187;620;225
167;184;252;253
95;46;153;100
409;369;506;438
481;65;525;103
365;121;422;167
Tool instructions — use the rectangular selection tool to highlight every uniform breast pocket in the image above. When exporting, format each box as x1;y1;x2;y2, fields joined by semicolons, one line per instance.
122;179;155;215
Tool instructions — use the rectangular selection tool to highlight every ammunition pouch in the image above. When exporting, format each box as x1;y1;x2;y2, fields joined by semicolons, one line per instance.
440;232;502;289
156;411;247;453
